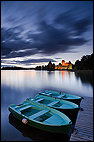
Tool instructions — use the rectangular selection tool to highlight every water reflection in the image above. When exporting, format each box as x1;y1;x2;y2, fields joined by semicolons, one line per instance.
1;70;93;97
74;70;93;86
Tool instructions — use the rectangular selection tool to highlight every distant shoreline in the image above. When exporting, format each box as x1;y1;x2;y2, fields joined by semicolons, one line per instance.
1;67;93;73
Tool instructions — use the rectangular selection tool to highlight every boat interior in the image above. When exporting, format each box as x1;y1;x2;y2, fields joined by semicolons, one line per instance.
45;91;81;99
40;91;66;98
34;97;63;107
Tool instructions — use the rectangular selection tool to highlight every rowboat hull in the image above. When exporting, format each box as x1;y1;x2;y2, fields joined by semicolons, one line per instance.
62;98;82;106
9;101;72;134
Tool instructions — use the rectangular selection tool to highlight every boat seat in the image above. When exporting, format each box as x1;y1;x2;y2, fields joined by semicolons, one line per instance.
20;105;32;111
44;115;64;125
46;93;52;96
57;94;65;98
59;104;69;108
39;92;45;95
39;92;52;96
48;100;60;107
29;109;50;120
35;98;44;102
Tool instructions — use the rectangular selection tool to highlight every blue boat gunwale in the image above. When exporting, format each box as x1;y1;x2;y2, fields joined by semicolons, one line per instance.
9;101;72;127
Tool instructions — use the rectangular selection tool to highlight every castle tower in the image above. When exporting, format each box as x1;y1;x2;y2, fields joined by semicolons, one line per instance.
62;60;65;66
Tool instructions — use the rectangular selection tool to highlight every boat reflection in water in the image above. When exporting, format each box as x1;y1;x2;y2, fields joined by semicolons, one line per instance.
9;113;73;141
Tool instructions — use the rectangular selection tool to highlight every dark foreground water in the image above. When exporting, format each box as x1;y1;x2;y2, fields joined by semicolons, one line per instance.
1;70;93;141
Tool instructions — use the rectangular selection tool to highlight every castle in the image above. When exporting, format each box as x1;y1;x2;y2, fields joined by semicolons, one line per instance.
55;60;72;70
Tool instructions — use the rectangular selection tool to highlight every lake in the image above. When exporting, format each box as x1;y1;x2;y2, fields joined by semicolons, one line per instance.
1;70;93;141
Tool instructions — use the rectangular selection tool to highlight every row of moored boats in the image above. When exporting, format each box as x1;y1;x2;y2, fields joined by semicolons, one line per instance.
9;90;83;134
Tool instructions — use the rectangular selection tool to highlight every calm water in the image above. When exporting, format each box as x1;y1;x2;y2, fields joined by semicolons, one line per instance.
1;70;93;141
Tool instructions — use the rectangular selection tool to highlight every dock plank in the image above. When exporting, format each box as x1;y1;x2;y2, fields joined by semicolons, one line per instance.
70;96;93;141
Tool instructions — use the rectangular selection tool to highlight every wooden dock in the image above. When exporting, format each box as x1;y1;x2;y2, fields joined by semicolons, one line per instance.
70;96;93;141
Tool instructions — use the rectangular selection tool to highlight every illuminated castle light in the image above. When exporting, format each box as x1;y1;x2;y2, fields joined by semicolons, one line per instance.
55;60;72;70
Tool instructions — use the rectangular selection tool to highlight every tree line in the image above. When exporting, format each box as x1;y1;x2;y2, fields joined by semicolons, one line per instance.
35;61;55;71
74;53;93;70
36;53;93;71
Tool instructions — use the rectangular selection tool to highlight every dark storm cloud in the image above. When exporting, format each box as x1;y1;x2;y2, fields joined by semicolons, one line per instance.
1;17;90;59
2;48;38;59
73;18;92;36
1;27;22;43
1;58;56;66
26;20;88;55
54;10;92;36
16;58;56;64
54;10;75;26
1;2;93;60
1;27;33;57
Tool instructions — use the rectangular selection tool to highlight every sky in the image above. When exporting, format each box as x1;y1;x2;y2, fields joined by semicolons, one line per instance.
1;1;93;68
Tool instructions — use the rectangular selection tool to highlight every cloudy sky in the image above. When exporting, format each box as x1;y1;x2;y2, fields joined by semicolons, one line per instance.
1;1;93;68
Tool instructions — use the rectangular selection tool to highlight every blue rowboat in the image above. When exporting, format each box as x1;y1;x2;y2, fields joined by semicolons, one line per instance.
9;100;72;134
39;90;83;105
9;113;70;141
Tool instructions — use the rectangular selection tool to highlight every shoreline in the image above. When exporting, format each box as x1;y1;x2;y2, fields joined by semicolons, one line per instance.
1;68;93;72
